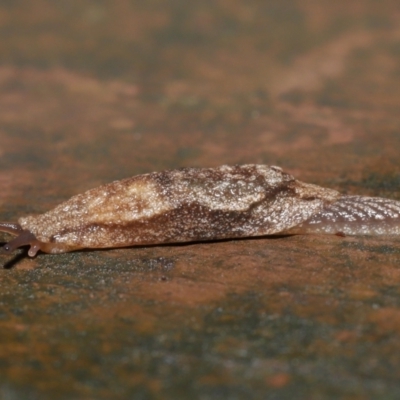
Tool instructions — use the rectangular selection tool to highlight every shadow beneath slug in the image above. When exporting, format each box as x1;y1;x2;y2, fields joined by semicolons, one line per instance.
0;234;297;268
1;250;27;269
77;234;296;252
154;234;296;248
59;234;296;256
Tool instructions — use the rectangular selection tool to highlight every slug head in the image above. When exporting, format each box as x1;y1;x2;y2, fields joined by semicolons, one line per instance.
0;223;42;257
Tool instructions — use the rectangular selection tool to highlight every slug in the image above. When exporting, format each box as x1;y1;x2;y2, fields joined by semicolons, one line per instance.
0;164;399;258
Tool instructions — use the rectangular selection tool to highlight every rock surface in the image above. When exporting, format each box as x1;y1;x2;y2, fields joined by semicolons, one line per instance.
0;1;400;399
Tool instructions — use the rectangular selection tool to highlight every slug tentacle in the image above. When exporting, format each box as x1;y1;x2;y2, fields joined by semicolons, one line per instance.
0;222;23;236
0;165;399;261
0;229;42;257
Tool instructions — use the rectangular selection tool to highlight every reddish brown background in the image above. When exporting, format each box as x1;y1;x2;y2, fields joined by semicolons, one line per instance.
0;1;400;399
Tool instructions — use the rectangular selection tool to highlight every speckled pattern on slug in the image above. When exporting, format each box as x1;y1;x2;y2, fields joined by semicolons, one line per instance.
18;165;341;251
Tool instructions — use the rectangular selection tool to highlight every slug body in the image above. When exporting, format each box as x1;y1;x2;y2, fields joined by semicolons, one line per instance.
1;165;400;257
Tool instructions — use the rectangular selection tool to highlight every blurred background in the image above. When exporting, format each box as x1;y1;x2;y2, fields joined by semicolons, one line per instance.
1;1;399;202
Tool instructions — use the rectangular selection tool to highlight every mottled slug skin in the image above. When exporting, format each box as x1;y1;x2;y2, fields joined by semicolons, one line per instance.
18;165;341;253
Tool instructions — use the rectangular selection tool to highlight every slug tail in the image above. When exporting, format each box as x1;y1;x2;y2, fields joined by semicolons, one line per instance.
288;195;400;236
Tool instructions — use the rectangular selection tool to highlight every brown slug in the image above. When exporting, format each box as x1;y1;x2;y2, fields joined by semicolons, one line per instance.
0;164;399;258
